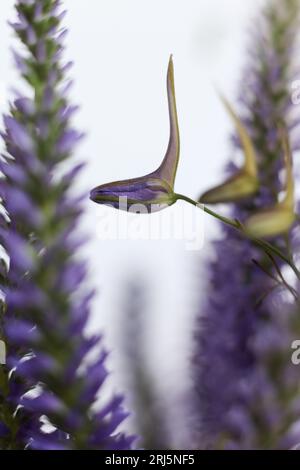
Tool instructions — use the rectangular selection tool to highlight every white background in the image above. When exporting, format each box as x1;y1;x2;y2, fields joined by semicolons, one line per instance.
0;0;263;444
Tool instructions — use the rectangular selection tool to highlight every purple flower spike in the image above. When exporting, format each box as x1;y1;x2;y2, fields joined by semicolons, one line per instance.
90;56;180;214
193;0;300;450
0;0;134;450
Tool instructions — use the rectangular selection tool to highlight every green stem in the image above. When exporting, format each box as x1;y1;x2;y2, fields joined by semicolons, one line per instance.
175;193;300;279
175;193;238;228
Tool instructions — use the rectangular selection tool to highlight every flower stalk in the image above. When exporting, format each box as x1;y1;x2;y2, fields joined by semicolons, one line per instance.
0;0;134;450
193;0;300;449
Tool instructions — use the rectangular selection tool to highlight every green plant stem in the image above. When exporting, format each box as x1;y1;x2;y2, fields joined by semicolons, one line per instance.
175;193;300;279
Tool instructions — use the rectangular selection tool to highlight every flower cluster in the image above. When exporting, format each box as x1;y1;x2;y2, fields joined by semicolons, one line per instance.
0;0;133;450
193;0;300;449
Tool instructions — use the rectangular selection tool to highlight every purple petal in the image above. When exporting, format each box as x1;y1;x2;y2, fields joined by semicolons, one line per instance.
4;116;34;154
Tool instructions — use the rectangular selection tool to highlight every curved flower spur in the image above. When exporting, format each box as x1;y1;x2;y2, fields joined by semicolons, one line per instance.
90;55;180;214
199;96;259;204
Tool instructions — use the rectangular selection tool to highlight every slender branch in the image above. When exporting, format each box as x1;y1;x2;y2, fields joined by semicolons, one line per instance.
266;252;298;301
252;257;298;301
255;284;280;309
174;193;300;279
174;193;238;228
252;259;280;284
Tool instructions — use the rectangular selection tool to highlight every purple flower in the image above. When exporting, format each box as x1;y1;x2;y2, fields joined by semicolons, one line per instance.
90;56;180;214
193;0;300;450
0;0;134;450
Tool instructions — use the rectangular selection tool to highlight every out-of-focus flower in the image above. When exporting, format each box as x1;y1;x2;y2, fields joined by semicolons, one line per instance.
244;127;296;238
0;0;134;450
119;280;172;450
90;55;180;213
199;96;259;204
193;0;300;450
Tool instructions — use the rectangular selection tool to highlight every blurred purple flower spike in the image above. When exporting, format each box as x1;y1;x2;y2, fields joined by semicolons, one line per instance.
193;0;300;450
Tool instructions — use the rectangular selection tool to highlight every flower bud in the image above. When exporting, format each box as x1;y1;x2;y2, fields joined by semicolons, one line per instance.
199;96;259;204
90;56;180;214
244;127;295;238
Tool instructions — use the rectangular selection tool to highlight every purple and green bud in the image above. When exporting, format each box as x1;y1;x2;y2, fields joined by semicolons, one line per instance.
244;127;296;238
199;96;259;204
90;56;180;213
